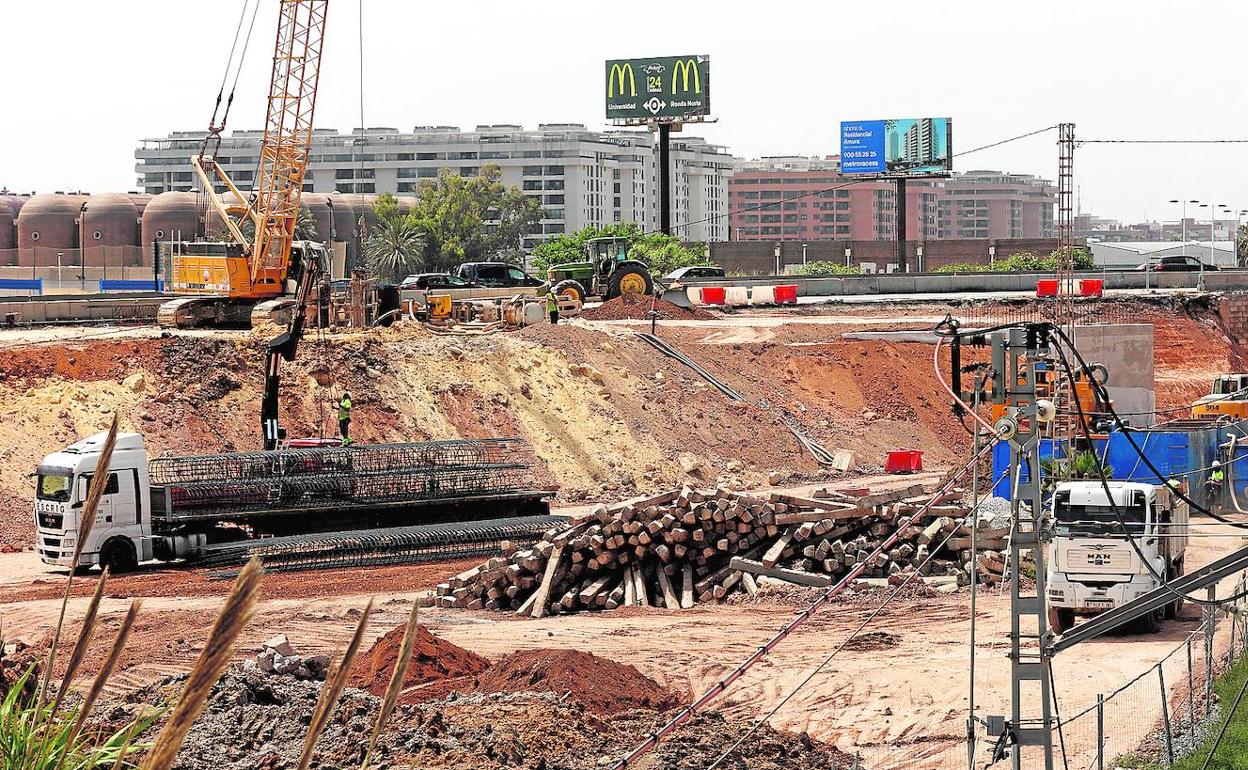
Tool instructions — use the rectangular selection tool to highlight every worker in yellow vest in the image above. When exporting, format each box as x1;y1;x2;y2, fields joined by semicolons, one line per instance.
546;291;559;325
338;391;353;446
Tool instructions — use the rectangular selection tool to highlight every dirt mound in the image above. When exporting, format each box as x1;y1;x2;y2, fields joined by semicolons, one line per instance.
473;648;679;715
583;294;715;321
348;623;488;696
841;630;901;651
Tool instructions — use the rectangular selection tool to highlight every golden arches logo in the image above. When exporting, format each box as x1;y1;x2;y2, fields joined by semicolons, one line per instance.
608;63;636;98
670;58;701;95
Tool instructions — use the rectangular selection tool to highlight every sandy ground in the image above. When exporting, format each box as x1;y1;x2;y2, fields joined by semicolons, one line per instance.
2;294;1244;768
3;514;1243;769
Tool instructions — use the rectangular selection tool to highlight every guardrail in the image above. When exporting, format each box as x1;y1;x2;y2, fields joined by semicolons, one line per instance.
665;269;1248;300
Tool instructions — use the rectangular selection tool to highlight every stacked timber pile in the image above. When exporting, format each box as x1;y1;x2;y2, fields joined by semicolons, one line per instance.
435;485;1012;616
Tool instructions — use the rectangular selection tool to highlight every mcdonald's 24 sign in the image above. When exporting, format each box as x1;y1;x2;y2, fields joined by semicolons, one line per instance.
605;56;711;122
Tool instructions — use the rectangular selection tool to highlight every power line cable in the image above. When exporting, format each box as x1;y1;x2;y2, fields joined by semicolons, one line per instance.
1079;139;1248;144
705;469;1011;770
1046;326;1248;608
607;440;998;769
670;125;1060;235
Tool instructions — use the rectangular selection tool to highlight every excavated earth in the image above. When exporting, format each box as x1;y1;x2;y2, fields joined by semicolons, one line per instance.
3;293;1246;769
3;293;1230;549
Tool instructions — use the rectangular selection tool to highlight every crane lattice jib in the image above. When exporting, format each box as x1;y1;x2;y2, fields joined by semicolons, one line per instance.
251;0;327;290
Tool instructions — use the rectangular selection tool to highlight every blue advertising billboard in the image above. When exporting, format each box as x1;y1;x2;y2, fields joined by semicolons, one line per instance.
840;118;952;176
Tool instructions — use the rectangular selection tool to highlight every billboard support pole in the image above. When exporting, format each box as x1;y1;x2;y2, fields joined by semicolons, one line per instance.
896;177;908;273
659;123;672;235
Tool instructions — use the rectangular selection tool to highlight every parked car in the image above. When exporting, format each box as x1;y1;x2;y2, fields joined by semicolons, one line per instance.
664;265;726;281
1137;255;1220;272
400;273;475;290
456;262;545;288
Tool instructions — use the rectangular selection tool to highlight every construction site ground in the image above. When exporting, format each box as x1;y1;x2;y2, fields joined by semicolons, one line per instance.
2;292;1245;767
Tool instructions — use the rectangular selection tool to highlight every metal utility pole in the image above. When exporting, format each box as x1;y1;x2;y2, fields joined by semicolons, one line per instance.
659;123;672;234
896;177;908;272
984;327;1055;770
1055;123;1075;333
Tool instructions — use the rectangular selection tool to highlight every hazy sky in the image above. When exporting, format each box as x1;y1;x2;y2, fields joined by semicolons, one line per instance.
2;0;1247;223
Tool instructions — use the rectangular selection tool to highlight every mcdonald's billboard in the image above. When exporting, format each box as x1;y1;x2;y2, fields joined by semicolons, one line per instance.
605;56;711;122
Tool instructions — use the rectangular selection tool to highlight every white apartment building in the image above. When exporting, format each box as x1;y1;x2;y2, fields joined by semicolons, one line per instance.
135;124;734;245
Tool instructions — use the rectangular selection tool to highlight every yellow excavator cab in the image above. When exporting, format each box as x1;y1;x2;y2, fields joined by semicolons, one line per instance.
1192;374;1248;420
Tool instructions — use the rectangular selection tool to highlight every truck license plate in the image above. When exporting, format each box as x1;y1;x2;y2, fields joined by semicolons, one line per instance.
1086;599;1115;609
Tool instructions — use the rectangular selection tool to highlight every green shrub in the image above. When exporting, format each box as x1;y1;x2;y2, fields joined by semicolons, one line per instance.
790;261;860;277
0;665;153;770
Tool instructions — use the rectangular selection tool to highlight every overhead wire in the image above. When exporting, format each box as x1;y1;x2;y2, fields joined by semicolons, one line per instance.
607;439;998;770
1046;325;1248;608
669;125;1060;236
705;468;1011;770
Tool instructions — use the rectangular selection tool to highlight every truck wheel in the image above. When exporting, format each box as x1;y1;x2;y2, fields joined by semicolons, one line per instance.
1140;606;1165;634
1047;607;1075;634
1168;560;1186;619
100;538;137;574
552;279;586;305
608;266;653;299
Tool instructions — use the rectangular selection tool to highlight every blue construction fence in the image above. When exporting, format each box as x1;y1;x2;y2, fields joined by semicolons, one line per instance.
991;420;1248;510
0;278;42;294
98;279;162;292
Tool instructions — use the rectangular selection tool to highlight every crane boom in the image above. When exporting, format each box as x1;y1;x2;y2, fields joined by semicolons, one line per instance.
159;0;329;329
251;0;327;291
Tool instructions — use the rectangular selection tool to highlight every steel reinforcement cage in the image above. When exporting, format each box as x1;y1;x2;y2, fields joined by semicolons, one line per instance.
148;438;542;518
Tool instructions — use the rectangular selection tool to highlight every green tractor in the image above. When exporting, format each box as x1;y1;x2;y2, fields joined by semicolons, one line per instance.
545;237;653;304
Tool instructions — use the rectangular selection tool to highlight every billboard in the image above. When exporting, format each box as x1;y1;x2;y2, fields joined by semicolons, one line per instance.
839;118;952;176
605;56;711;122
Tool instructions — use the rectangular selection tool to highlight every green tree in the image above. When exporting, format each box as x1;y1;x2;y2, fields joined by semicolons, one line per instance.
365;215;427;284
407;164;544;270
530;223;707;277
1238;223;1248;267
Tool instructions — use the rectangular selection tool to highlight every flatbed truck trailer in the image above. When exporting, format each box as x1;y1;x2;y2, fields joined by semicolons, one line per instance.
33;432;550;572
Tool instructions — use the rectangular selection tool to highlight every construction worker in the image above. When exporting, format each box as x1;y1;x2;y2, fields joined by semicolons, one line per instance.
338;391;353;446
1209;460;1225;497
546;290;559;325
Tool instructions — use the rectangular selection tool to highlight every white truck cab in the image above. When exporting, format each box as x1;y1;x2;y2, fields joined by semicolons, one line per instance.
1046;481;1188;634
34;432;152;572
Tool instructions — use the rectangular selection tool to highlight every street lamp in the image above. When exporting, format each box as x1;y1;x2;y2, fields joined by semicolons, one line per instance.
1169;199;1200;256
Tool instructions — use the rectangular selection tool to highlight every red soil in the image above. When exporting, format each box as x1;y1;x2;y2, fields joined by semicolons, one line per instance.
472;647;680;715
582;294;714;321
348;624;489;697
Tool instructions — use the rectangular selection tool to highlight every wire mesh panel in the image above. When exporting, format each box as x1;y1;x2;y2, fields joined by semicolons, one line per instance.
149;438;542;520
201;514;561;573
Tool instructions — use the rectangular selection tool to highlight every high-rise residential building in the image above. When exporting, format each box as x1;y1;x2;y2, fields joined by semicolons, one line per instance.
728;158;1054;241
937;170;1056;239
135;124;734;246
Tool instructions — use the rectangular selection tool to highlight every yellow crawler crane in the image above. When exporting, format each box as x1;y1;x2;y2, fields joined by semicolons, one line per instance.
158;0;329;328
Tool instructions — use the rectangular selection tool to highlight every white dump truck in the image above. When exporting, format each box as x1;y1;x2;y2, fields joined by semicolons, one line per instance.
33;431;549;573
1046;481;1188;634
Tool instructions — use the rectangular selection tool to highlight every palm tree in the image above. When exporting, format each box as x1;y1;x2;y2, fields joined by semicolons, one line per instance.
365;217;426;284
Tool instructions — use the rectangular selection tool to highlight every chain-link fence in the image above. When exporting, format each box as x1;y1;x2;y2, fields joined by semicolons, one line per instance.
813;574;1245;770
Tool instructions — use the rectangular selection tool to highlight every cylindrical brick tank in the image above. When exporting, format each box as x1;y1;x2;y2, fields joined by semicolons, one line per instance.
17;194;84;267
128;193;153;220
82;193;140;267
0;200;15;265
300;193;334;246
341;193;378;271
141;192;203;266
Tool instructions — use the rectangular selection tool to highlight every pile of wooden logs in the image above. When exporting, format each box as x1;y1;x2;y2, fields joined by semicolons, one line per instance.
434;484;1009;616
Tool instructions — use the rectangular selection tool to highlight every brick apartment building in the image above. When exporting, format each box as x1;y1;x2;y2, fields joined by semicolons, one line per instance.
728;157;1055;242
